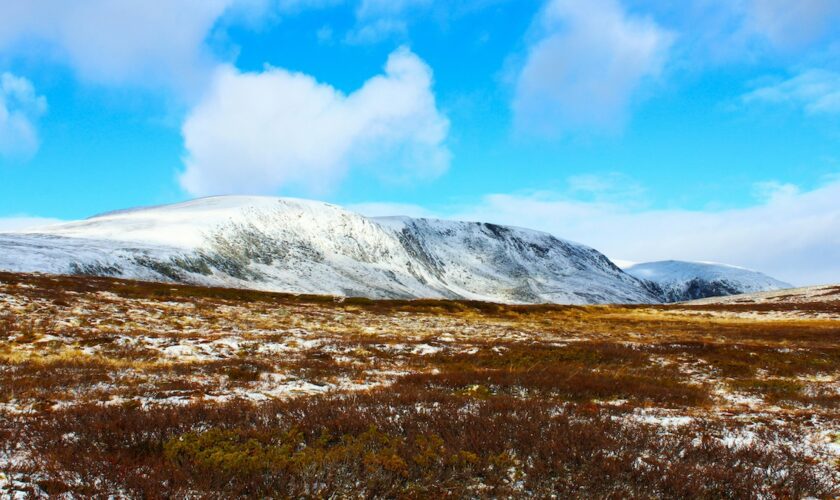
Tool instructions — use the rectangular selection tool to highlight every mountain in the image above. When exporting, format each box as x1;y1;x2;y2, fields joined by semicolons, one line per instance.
624;260;792;302
0;196;660;305
684;283;838;307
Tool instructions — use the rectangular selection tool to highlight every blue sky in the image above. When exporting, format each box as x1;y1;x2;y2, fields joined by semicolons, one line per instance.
0;0;839;284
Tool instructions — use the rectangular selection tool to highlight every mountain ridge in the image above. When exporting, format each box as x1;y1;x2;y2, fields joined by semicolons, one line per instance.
0;196;789;304
625;260;792;302
0;196;657;304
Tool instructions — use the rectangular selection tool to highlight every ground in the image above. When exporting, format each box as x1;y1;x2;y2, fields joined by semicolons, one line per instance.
0;272;837;497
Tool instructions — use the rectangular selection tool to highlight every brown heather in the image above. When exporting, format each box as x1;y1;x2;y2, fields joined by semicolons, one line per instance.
0;271;837;497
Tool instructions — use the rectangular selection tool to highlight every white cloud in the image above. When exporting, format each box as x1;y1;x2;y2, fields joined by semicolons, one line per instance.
345;0;509;44
743;69;840;115
565;172;647;204
0;0;244;93
603;1;840;71
0;1;370;93
513;0;674;134
0;216;63;232
744;0;840;51
0;73;47;159
344;0;429;44
752;180;801;202
180;47;450;196
344;19;409;44
445;178;840;286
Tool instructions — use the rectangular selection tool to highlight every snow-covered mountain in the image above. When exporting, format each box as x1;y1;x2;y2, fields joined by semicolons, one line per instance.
0;196;660;305
624;260;792;302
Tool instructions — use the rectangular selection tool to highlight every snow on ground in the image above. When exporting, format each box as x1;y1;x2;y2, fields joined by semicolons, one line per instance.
626;260;793;302
0;271;837;487
0;195;663;305
687;284;840;305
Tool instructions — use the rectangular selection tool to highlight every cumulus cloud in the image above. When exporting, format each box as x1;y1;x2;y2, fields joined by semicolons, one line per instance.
0;73;47;159
445;177;840;286
513;0;673;134
0;0;244;93
0;1;371;92
180;47;450;196
743;69;840;115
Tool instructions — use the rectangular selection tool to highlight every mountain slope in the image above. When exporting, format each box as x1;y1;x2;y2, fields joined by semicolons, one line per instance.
0;196;659;305
624;260;792;302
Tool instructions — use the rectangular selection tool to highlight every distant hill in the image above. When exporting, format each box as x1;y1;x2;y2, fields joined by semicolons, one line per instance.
625;260;792;302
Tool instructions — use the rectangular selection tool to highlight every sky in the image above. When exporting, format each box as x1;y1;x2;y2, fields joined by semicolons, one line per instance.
0;0;838;285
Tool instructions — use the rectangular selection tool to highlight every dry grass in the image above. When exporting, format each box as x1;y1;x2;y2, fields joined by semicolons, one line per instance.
0;271;838;497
